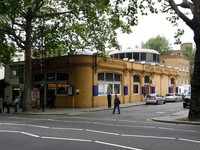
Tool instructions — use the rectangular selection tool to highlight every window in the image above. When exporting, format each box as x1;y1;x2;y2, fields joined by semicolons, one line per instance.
153;54;157;62
114;84;120;94
133;53;139;61
47;72;55;81
98;73;104;81
57;73;68;81
11;67;20;77
106;73;113;81
33;72;69;95
98;72;121;95
171;78;175;85
57;84;68;94
147;53;153;62
141;53;146;61
126;53;132;60
145;76;150;84
133;85;139;94
119;53;124;59
133;75;140;82
114;54;118;59
114;74;120;81
133;75;140;94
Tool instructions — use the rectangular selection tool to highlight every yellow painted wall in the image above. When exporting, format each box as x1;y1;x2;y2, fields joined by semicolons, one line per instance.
31;55;180;108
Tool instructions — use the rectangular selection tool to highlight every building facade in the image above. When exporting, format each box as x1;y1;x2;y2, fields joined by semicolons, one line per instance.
4;49;181;108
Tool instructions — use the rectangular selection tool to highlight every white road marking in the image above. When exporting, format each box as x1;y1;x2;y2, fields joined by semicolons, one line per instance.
121;134;176;140
118;120;138;123
179;138;200;144
62;117;118;121
28;124;50;129
158;127;197;133
10;117;47;121
41;136;92;142
116;124;156;129
2;123;27;126
95;141;143;150
0;130;19;133
48;119;91;124
51;127;83;131
86;129;119;135
155;112;165;114
92;122;114;126
20;132;40;138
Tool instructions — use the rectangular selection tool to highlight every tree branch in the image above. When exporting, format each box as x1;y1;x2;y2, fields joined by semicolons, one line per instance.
3;28;25;49
168;0;192;25
177;0;194;14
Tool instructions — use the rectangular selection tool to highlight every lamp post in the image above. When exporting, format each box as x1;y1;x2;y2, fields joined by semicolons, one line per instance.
149;66;153;94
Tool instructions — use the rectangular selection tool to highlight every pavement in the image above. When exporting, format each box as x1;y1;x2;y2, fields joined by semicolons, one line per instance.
2;102;200;125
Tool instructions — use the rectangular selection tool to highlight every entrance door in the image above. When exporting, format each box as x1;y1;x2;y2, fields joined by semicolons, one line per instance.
12;87;20;102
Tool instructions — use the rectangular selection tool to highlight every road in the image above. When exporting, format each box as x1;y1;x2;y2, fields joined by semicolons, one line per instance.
0;102;200;150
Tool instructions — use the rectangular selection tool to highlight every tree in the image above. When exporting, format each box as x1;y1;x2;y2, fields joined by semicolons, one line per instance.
159;0;200;120
141;35;173;55
182;45;195;81
1;0;152;111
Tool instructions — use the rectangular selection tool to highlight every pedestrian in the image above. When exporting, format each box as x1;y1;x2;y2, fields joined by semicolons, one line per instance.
50;93;56;109
112;94;121;114
0;97;3;113
13;96;19;112
5;96;11;113
40;97;45;112
107;93;112;108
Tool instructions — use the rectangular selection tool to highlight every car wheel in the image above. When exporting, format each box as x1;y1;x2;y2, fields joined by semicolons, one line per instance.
163;100;166;104
155;101;158;105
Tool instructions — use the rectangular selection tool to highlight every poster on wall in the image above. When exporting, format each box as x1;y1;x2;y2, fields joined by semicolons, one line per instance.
32;88;39;102
67;86;74;96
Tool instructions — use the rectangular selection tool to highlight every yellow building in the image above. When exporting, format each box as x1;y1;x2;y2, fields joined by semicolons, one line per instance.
5;49;186;108
160;55;190;86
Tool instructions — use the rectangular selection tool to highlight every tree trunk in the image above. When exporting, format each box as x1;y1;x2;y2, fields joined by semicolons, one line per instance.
188;25;200;120
22;17;33;112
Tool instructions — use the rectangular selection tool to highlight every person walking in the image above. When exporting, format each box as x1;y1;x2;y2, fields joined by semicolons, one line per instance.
112;94;121;114
5;96;11;113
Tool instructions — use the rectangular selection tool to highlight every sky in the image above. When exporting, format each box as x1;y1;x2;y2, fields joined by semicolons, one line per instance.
117;13;194;50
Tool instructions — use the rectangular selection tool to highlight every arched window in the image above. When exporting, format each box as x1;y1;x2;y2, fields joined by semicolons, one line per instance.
171;78;175;86
133;75;140;94
144;76;150;84
98;72;121;95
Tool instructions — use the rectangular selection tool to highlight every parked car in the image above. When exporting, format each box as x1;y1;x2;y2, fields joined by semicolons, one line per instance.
145;93;166;105
165;93;176;102
174;93;183;102
183;95;191;108
165;93;182;102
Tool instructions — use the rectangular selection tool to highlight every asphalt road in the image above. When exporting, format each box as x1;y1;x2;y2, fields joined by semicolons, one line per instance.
0;102;200;150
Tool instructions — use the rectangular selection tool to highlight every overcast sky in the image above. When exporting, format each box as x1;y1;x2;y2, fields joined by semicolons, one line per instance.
117;13;194;50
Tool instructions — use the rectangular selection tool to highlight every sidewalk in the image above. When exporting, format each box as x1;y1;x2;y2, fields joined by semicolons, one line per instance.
3;102;200;125
152;110;200;125
18;102;145;115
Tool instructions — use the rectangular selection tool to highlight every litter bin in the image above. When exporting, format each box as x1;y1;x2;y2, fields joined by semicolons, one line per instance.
107;93;112;108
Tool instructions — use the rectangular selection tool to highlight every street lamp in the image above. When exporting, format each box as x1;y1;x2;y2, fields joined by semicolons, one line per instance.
149;66;153;94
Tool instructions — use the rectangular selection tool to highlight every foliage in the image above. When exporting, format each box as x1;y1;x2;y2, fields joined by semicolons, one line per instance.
141;35;173;55
0;0;158;111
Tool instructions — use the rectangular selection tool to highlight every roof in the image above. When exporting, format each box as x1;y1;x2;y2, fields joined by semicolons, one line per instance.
108;49;160;55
